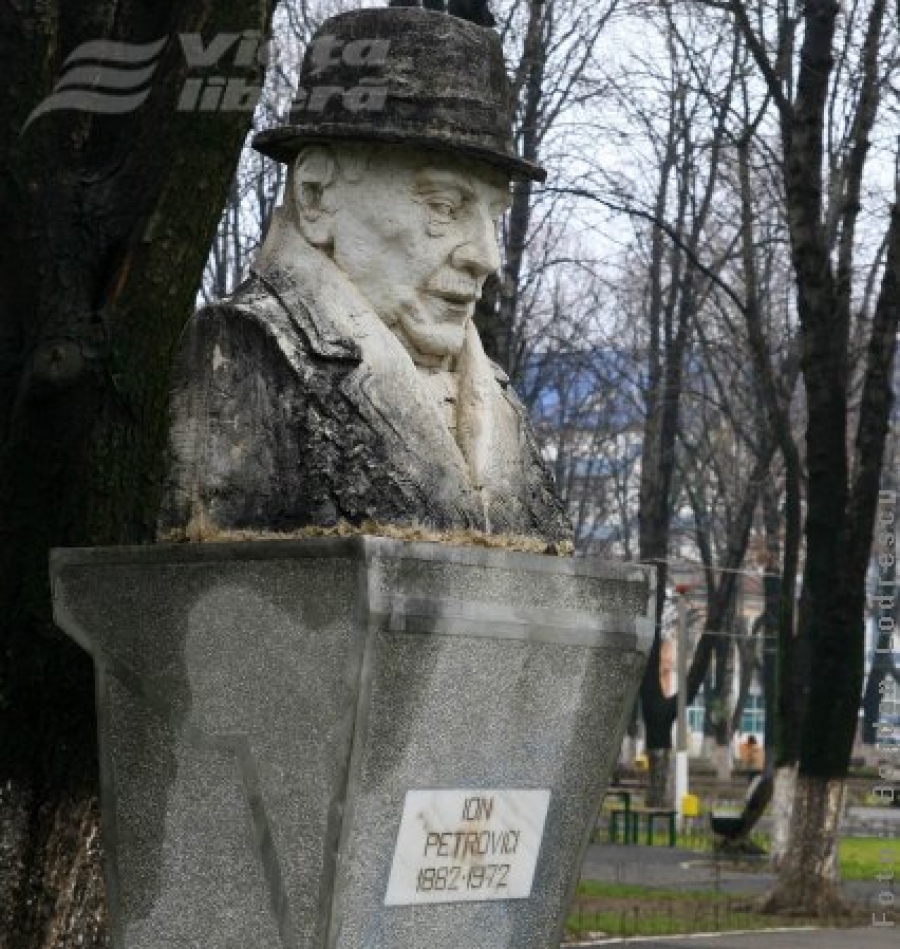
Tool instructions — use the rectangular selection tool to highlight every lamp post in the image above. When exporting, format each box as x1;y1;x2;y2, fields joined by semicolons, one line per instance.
674;584;691;824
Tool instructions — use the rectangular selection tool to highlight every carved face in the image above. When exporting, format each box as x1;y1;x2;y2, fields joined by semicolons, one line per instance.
328;149;510;361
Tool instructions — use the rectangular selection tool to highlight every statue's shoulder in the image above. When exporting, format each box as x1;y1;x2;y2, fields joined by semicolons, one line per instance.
228;271;282;311
189;272;355;360
192;273;284;330
173;277;305;390
180;277;276;348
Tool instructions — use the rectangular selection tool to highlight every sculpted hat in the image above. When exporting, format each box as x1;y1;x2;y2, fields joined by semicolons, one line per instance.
252;4;545;182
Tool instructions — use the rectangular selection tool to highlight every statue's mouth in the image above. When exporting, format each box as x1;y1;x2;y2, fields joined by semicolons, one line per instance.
432;290;477;304
428;293;477;323
426;273;480;305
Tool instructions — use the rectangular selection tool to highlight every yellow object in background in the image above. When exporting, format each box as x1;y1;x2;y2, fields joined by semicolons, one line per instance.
682;793;700;817
635;754;649;771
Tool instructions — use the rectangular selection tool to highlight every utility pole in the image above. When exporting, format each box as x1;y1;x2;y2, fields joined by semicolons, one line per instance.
674;584;691;824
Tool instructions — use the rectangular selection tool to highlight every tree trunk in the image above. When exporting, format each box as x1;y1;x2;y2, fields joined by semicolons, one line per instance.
473;272;503;366
769;763;798;868
635;77;684;807
769;195;900;916
762;774;846;914
0;2;273;945
646;748;671;809
736;136;804;775
642;636;676;807
724;0;900;915
705;633;734;782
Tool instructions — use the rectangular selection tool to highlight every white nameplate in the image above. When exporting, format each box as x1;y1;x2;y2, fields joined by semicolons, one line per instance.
384;789;551;906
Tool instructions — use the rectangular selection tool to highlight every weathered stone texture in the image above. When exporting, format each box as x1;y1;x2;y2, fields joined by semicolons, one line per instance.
51;538;654;949
159;271;572;543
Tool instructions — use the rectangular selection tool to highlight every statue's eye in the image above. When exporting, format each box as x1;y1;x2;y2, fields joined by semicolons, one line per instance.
428;198;457;219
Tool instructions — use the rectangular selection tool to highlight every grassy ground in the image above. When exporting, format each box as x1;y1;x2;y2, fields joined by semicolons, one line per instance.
574;822;895;941
837;836;900;880
565;881;864;941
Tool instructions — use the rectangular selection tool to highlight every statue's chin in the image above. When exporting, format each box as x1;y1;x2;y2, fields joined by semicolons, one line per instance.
398;320;467;361
370;296;472;363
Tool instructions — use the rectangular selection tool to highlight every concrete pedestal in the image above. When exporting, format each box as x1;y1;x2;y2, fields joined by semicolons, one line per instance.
51;537;654;949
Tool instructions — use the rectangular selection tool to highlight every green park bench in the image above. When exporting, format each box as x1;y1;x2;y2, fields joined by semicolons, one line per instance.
601;788;676;847
627;805;677;847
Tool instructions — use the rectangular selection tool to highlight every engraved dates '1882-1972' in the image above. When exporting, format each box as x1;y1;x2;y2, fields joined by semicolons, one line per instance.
384;789;550;906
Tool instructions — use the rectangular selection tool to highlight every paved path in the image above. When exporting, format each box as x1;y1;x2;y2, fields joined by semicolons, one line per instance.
572;926;897;948
579;843;890;904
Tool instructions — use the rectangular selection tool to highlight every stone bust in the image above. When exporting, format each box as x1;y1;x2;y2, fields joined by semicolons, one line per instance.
159;5;572;545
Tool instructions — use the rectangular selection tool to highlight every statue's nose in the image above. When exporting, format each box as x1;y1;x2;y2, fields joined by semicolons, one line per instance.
451;207;501;277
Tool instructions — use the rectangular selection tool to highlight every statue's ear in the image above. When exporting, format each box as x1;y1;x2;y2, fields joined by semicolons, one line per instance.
290;147;337;248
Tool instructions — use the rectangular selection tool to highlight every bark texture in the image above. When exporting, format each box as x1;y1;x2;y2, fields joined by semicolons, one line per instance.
761;774;846;913
769;763;798;868
0;2;273;945
645;748;671;809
